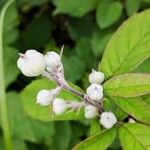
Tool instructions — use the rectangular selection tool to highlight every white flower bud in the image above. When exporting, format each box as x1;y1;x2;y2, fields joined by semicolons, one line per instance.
86;84;103;101
100;112;117;129
128;118;136;123
17;50;45;77
36;87;61;106
53;98;67;115
89;69;105;84
36;89;52;106
45;51;61;68
84;105;97;119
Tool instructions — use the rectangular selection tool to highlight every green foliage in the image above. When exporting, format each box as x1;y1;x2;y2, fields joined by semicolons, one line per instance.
21;78;84;121
2;1;19;87
100;10;150;79
119;123;150;150
104;73;150;97
49;122;71;150
7;92;55;143
0;0;150;150
52;0;99;17
90;119;101;135
72;127;117;150
103;98;127;121
125;0;141;16
111;97;150;125
96;0;123;29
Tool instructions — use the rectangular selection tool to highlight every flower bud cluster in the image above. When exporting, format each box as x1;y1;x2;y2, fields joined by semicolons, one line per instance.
17;49;117;129
86;69;105;102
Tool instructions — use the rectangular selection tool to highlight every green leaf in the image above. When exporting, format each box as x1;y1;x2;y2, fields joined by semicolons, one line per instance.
62;55;86;82
2;1;19;87
18;0;49;6
21;78;84;121
91;29;114;56
21;15;52;49
125;0;141;16
7;92;55;143
96;0;122;29
68;15;96;40
99;10;150;79
119;123;150;150
112;97;150;125
4;47;19;87
75;38;95;68
72;127;117;150
49;122;71;150
90;119;101;136
103;98;127;121
0;137;28;150
104;73;150;97
52;0;99;17
133;58;150;73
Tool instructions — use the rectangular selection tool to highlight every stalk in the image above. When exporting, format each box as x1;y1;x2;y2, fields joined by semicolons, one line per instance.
0;0;14;149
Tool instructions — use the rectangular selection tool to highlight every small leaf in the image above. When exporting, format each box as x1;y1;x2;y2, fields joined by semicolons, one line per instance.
62;55;86;82
21;78;84;121
72;127;117;150
52;0;99;17
99;10;150;79
91;29;114;56
119;123;150;150
125;0;141;16
111;97;150;125
90;119;101;135
96;0;122;29
104;73;150;97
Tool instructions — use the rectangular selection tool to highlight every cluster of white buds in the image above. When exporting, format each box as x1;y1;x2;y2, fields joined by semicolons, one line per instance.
17;48;118;129
86;69;104;102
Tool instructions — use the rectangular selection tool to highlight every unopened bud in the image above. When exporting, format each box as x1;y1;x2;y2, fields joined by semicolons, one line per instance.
53;98;67;115
36;89;52;106
45;51;61;68
128;118;136;123
86;84;103;101
17;50;45;77
100;112;117;129
89;69;105;84
84;105;97;119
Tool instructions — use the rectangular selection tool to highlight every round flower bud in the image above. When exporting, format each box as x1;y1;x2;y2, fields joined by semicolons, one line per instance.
89;69;105;84
128;118;136;123
53;98;67;115
45;51;61;68
17;50;45;77
86;84;103;101
84;105;97;119
100;112;117;129
36;89;52;106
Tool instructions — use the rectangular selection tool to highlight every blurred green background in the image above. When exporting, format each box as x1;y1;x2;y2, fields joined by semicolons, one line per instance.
0;0;150;149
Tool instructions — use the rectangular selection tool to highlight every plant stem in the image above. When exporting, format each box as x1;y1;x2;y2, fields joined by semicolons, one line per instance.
0;0;14;150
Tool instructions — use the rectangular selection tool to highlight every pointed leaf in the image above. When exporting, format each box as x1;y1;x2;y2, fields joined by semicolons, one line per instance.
112;97;150;125
104;73;150;97
73;127;117;150
119;123;150;150
96;0;122;29
99;10;150;79
21;78;84;121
